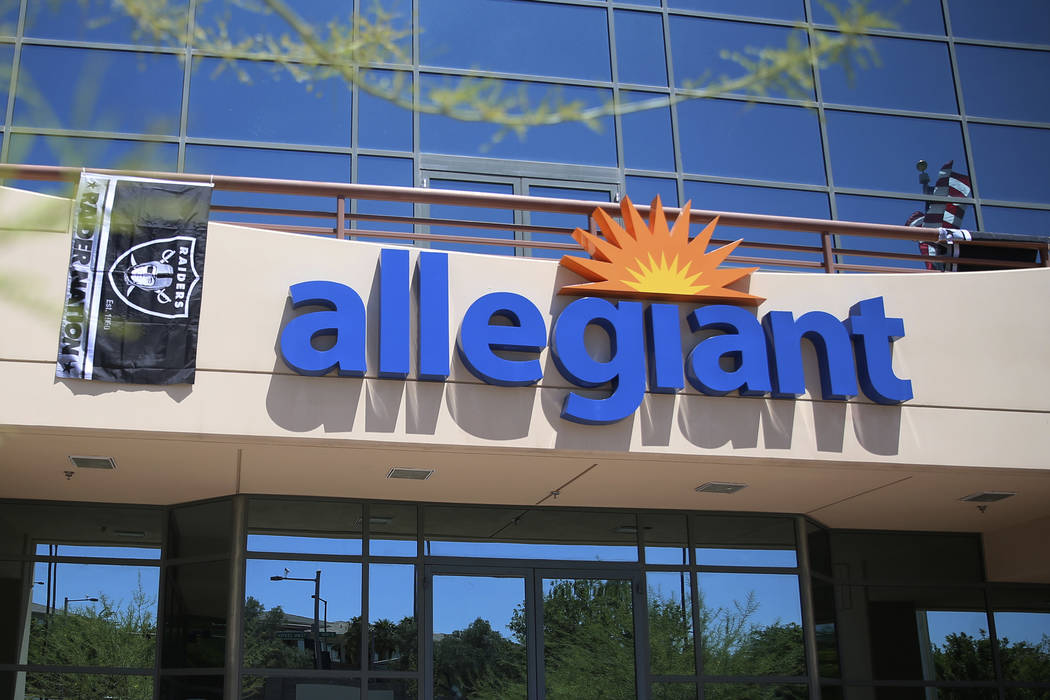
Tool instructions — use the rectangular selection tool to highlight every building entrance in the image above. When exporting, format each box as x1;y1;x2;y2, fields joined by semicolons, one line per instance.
425;566;645;699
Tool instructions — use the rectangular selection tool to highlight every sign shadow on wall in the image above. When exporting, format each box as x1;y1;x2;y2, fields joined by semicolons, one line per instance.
56;376;192;402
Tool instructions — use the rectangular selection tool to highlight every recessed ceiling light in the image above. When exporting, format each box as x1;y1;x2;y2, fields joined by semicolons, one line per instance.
387;467;433;480
68;456;116;470
960;491;1015;503
614;525;638;534
695;482;747;494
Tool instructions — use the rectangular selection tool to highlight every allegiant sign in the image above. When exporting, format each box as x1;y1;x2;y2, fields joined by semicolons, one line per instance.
279;198;913;425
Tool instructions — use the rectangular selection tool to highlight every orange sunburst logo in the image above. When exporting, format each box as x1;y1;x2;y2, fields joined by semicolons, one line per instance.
558;196;765;306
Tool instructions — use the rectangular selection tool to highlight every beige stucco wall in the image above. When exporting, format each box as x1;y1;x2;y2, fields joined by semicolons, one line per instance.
1;185;1049;581
3;186;1047;466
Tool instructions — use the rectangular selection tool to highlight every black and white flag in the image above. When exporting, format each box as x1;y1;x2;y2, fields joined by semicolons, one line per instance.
56;173;213;384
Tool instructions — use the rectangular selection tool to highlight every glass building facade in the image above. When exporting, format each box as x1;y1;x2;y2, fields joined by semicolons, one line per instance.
0;1;1049;699
0;0;1048;256
1;497;1049;699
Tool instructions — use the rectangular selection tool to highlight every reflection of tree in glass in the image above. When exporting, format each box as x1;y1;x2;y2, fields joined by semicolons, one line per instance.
698;590;805;680
433;617;526;699
525;579;636;699
27;584;155;700
242;596;312;677
932;631;1050;697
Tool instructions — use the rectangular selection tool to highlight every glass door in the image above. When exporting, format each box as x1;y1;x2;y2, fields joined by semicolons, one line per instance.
426;567;644;699
427;568;534;699
537;574;642;700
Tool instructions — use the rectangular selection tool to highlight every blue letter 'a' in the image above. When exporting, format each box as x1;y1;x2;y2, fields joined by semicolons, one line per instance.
552;297;646;425
763;310;857;401
280;280;366;377
687;305;771;396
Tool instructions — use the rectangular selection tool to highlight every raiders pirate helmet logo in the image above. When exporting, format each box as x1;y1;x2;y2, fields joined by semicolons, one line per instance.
107;236;201;319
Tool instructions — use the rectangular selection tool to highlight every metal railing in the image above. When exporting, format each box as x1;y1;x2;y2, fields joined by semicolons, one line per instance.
3;164;1047;274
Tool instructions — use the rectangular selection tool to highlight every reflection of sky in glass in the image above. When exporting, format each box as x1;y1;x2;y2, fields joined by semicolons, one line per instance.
432;574;523;638
420;77;616;165
696;548;797;567
669;0;803;21
14;45;183;135
615;10;668;87
31;562;160;619
188;57;351;147
826;111;965;194
678;100;825;185
698;572;802;628
947;0;1050;45
646;547;690;566
924;609;989;647
245;559;361;623
820;35;956;114
371;539;417;557
421;0;610;81
24;0;189;44
370;564;415;624
993;611;1050;646
813;0;944;35
969;124;1050;204
671;17;811;99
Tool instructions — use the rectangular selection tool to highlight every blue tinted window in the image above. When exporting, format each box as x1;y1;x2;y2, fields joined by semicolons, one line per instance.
24;0;189;44
957;46;1050;123
684;180;827;266
812;0;944;35
5;134;178;195
820;36;956;113
621;94;675;172
421;76;616;167
188;57;350;146
194;0;356;50
355;155;415;245
677;99;825;185
969;124;1050;205
670;17;812;99
834;193;938;270
826;111;965;193
185;145;349;227
8;133;178;169
528;184;611;259
0;0;17;35
421;0;611;81
626;175;679;207
667;0;804;21
358;70;413;152
947;0;1050;45
0;43;12;119
429;178;515;256
615;10;667;86
14;46;183;135
981;206;1050;237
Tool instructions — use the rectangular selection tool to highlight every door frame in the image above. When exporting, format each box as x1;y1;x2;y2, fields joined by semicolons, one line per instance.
423;564;648;700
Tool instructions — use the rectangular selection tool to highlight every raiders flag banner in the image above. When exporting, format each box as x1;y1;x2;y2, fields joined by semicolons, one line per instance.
57;173;213;384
